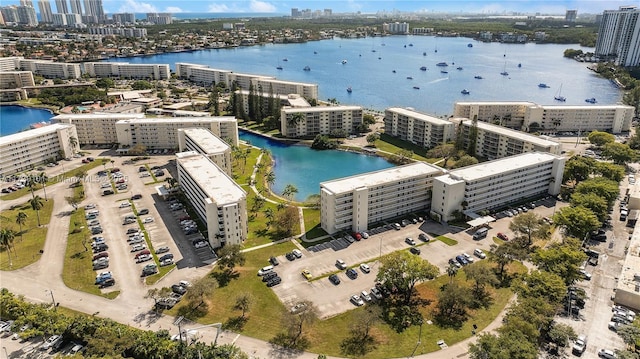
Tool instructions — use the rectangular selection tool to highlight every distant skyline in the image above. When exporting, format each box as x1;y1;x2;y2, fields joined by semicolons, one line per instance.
5;0;636;16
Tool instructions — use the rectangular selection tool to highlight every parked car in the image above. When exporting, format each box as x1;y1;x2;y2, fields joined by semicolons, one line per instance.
335;259;347;270
370;287;383;300
131;194;142;200
269;256;279;266
41;335;62;350
292;249;302;258
329;274;341;285
350;295;364;306
130;244;146;252
361;290;372;302
156;246;170;254
360;263;371;273
160;258;173;267
138;209;149;215
410;247;421;255
301;269;312;280
266;276;281;287
143;217;154;224
261;272;278;282
136;254;152;263
172;284;187;295
474;248;486;259
418;233;430;242
497;232;509;241
285;252;296;261
346;268;358;279
598;349;616;359
405;237;416;246
119;202;131;208
99;278;115;288
572;334;587;355
141;264;158;276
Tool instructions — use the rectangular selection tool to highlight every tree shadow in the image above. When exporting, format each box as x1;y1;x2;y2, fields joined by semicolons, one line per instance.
176;303;208;320
433;312;467;330
210;270;239;287
268;333;308;356
223;315;248;331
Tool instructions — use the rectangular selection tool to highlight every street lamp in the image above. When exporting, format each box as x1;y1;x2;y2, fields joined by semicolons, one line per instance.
46;289;57;310
3;346;8;359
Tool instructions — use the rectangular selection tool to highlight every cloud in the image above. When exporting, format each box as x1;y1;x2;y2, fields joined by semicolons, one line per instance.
164;6;182;12
346;0;362;12
117;0;157;13
207;3;231;12
249;0;276;12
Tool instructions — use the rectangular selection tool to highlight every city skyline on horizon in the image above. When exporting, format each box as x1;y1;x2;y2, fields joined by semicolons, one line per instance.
2;0;636;17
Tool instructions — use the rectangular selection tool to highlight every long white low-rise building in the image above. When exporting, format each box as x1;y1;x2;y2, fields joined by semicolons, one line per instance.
0;71;35;89
0;57;81;79
252;78;318;101
84;62;170;80
453;101;635;134
177;128;232;176
236;90;310;116
53;113;146;145
384;107;455;149
176;151;247;248
320;162;445;234
0;123;77;176
430;152;565;222
281;106;363;138
453;118;561;159
115;117;239;150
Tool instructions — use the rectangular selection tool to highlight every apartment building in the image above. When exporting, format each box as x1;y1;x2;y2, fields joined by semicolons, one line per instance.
175;63;231;86
430;152;565;222
0;123;77;176
251;78;318;100
281;106;363;138
320;162;445;234
236;90;310;115
177;128;232;176
115;116;239;149
8;58;82;79
384;107;455;149
615;222;640;311
84;62;170;80
595;6;640;67
52;113;145;144
0;57;20;72
176;151;247;248
453;118;561;160
453;101;635;133
0;71;35;89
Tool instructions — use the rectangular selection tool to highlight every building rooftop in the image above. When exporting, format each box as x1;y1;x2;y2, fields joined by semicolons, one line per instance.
542;104;635;110
0;123;73;145
176;151;245;204
180;128;229;154
616;221;640;310
387;107;453;126
53;113;145;120
257;78;317;87
282;105;362;113
455;101;535;107
320;162;444;194
456;118;559;147
447;152;562;182
116;116;237;124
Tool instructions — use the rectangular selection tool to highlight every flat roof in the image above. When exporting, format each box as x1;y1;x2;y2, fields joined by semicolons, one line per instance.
180;128;229;154
257;78;317;87
176;151;245;204
457;118;559;147
542;104;634;110
455;101;534;107
53;113;145;120
0;123;72;145
320;162;443;194
282;105;362;113
616;221;640;310
387;107;453;126
116;116;237;124
448;152;561;181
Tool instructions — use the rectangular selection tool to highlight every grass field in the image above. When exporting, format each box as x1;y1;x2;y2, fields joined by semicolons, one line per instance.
374;134;435;163
0;199;54;270
62;208;120;299
435;235;459;246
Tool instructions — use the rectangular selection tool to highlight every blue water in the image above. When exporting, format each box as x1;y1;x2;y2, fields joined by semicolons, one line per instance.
0;105;54;136
105;36;623;115
239;130;393;201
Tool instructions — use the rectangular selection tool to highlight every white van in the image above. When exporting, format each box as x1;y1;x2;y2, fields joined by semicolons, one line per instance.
257;265;274;276
472;227;489;240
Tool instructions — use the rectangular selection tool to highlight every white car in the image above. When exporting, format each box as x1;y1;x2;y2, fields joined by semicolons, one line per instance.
136;254;152;263
100;183;111;189
143;217;154;224
360;263;371;273
598;349;616;359
350;295;364;306
292;249;302;258
84;204;96;210
474;248;486;259
194;241;208;249
41;335;61;350
361;290;372;302
119;202;131;208
130;244;146;252
128;237;144;244
580;269;592;281
462;253;475;263
156;246;170;254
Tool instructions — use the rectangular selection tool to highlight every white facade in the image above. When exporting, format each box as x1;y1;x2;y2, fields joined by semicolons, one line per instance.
615;222;640;311
175;63;231;86
84;62;170;80
17;58;82;79
454;118;561;159
431;152;565;222
453;101;635;134
320;162;445;234
236;90;309;116
52;113;145;144
115;116;239;149
281;106;363;138
177;128;232;176
176;151;247;248
251;78;318;100
0;123;77;176
0;71;35;89
595;6;640;67
384;107;455;149
0;57;20;72
37;0;53;22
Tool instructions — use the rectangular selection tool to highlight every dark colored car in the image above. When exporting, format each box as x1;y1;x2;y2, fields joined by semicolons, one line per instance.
138;209;149;215
269;256;280;266
262;272;278;282
102;189;114;196
93;244;108;253
171;284;187;295
159;253;174;262
92;252;109;260
266;276;281;287
131;194;142;200
591;234;607;242
329;274;341;285
410;247;421;255
418;233;429;242
99;278;115;288
346;268;358;279
285;252;296;261
139;166;147;172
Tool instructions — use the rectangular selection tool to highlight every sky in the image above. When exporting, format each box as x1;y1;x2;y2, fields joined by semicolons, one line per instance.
7;0;636;15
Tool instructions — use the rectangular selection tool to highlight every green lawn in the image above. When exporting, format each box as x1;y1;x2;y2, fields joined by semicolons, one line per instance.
0;199;54;270
434;235;458;246
62;208;119;298
302;208;324;238
243;187;299;248
374;134;435;163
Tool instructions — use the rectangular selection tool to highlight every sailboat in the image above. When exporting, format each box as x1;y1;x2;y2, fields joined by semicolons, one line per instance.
276;60;283;70
500;62;509;76
554;84;566;102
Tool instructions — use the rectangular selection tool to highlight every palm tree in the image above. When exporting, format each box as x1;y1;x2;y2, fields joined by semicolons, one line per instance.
447;263;458;283
69;136;78;153
0;228;17;266
38;172;49;201
25;175;38;200
264;207;275;228
265;170;276;189
30;196;44;227
282;184;298;201
287;113;305;135
15;212;27;241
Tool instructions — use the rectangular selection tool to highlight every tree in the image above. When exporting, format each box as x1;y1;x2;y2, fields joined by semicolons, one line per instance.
131;80;154;90
601;142;636;165
427;143;457;166
548;323;577;347
362;113;376;126
183;277;217;311
68;136;78;153
273;205;298;236
340;306;381;357
574;177;620;207
0;229;17;266
563;156;595;184
282;184;298;201
216;244;245;274
488;241;526;281
509;212;550;246
553;205;600;241
594;162;625;182
145;287;172;311
286;112;305;134
30;195;44;227
570;192;609;222
209;86;220;116
617;325;640;350
463;260;498;307
434;281;471;327
271;300;317;350
531;238;588;286
376;251;439;305
391;149;414;164
15;212;27;241
265;170;276;190
366;133;380;146
469;331;538;359
514;270;567;305
95;78;114;90
65;196;81;211
37;172;49;201
264;207;275;228
446;262;458;283
587;131;615;146
452;154;479;168
232;293;253;318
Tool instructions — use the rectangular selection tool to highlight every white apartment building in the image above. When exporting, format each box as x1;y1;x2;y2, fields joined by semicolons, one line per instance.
176;63;231;86
320;162;445;234
281;106;363;138
115;116;239;149
384;107;455;149
176;151;247;248
177;128;232;176
453;101;635;134
236;90;310;115
615;222;640;311
52;113;145;144
84;62;170;80
0;57;20;72
16;58;82;79
595;6;640;67
0;123;77;176
430;152;565;222
227;72;273;91
0;71;35;89
251;78;318;100
453;118;561;160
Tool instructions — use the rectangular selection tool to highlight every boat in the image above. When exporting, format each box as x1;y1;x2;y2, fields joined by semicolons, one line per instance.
461;89;470;95
341;60;347;64
372;49;376;52
518;63;522;68
474;75;483;79
468;43;473;47
409;43;413;47
441;70;448;74
423;52;427;56
314;51;317;54
500;62;509;76
456;67;463;70
538;83;550;88
585;97;597;103
554;84;566;102
282;58;288;61
276;66;283;70
346;87;352;93
420;66;427;71
303;66;310;71
392;70;396;73
406;76;413;80
436;62;448;67
413;86;420;89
